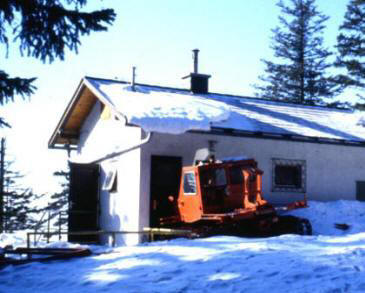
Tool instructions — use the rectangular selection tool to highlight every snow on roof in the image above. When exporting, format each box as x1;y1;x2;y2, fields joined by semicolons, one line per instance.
219;156;250;162
85;77;365;142
84;78;230;135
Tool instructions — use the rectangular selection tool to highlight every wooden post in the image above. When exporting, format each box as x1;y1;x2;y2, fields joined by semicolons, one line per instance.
27;233;32;260
0;138;5;233
27;233;30;249
58;212;62;240
47;207;51;243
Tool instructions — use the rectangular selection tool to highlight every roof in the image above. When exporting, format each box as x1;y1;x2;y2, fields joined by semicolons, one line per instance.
49;76;365;149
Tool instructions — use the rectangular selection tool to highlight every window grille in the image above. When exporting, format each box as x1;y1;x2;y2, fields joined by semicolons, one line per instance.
272;158;306;192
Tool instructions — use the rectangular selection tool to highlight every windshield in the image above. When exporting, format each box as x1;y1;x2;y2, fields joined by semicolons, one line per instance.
200;168;227;187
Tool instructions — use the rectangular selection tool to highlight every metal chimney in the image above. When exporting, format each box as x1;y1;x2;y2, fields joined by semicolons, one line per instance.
183;49;211;94
131;66;136;91
193;49;199;73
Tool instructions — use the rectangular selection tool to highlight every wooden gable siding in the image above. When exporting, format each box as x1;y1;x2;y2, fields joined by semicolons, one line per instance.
63;87;97;133
50;85;99;147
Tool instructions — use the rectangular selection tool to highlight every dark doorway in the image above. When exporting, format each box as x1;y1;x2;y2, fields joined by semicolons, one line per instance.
69;163;100;243
356;181;365;202
150;156;182;227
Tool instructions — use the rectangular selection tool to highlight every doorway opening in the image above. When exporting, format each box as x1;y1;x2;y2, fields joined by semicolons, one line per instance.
69;163;100;243
150;156;182;227
356;181;365;202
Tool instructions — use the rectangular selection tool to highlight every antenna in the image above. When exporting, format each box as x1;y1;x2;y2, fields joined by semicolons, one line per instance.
192;49;199;74
132;66;136;91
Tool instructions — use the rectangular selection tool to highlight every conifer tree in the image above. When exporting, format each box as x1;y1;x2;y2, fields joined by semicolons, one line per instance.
335;0;365;98
0;0;116;127
2;159;41;231
48;169;70;229
255;0;339;104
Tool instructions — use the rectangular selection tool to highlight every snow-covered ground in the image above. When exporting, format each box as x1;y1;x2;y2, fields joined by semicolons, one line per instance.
1;200;365;293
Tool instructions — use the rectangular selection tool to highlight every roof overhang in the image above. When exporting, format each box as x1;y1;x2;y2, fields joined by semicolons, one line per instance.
48;79;98;149
192;127;365;147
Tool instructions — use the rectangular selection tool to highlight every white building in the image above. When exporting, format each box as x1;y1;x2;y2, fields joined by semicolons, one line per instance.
49;74;365;245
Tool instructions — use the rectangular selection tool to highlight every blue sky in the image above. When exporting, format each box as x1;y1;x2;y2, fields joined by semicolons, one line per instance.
1;0;349;194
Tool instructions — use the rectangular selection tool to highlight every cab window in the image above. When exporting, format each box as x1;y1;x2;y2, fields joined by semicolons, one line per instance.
229;167;243;185
183;172;197;194
215;168;227;186
201;168;227;187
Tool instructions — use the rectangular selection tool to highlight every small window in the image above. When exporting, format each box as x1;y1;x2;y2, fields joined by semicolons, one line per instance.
275;165;301;187
102;169;118;193
183;172;197;194
272;158;306;192
215;168;227;186
200;168;227;188
230;167;243;185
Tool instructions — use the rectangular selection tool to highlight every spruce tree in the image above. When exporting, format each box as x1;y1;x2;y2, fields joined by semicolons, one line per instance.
0;0;116;127
48;169;70;229
255;0;339;105
3;159;41;231
336;0;365;98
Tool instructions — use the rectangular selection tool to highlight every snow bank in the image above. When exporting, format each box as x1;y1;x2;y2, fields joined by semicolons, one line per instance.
43;241;85;249
288;200;365;236
1;200;364;249
1;201;365;292
1;233;365;292
0;232;27;248
356;111;365;127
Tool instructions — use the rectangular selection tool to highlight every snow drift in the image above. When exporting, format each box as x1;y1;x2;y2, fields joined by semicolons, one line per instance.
1;200;365;293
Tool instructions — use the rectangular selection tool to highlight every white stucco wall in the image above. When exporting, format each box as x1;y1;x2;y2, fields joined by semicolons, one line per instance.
77;104;365;245
77;101;143;246
140;132;365;227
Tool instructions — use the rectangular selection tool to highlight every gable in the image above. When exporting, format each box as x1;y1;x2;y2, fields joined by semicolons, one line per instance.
49;83;98;149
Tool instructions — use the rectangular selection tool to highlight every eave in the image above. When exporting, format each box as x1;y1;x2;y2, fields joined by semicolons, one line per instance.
191;127;365;148
48;79;98;149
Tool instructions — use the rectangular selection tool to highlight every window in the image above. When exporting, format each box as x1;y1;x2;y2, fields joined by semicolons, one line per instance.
102;169;118;193
200;168;227;188
272;158;306;192
215;168;227;186
183;172;197;194
230;166;243;185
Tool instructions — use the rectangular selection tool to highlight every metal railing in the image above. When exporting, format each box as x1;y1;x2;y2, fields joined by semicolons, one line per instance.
31;209;68;245
26;228;194;249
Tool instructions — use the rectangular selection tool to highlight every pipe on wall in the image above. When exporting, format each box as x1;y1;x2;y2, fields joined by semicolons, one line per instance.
90;131;152;164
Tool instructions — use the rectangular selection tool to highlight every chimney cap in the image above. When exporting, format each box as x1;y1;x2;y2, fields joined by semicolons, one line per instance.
182;72;211;80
